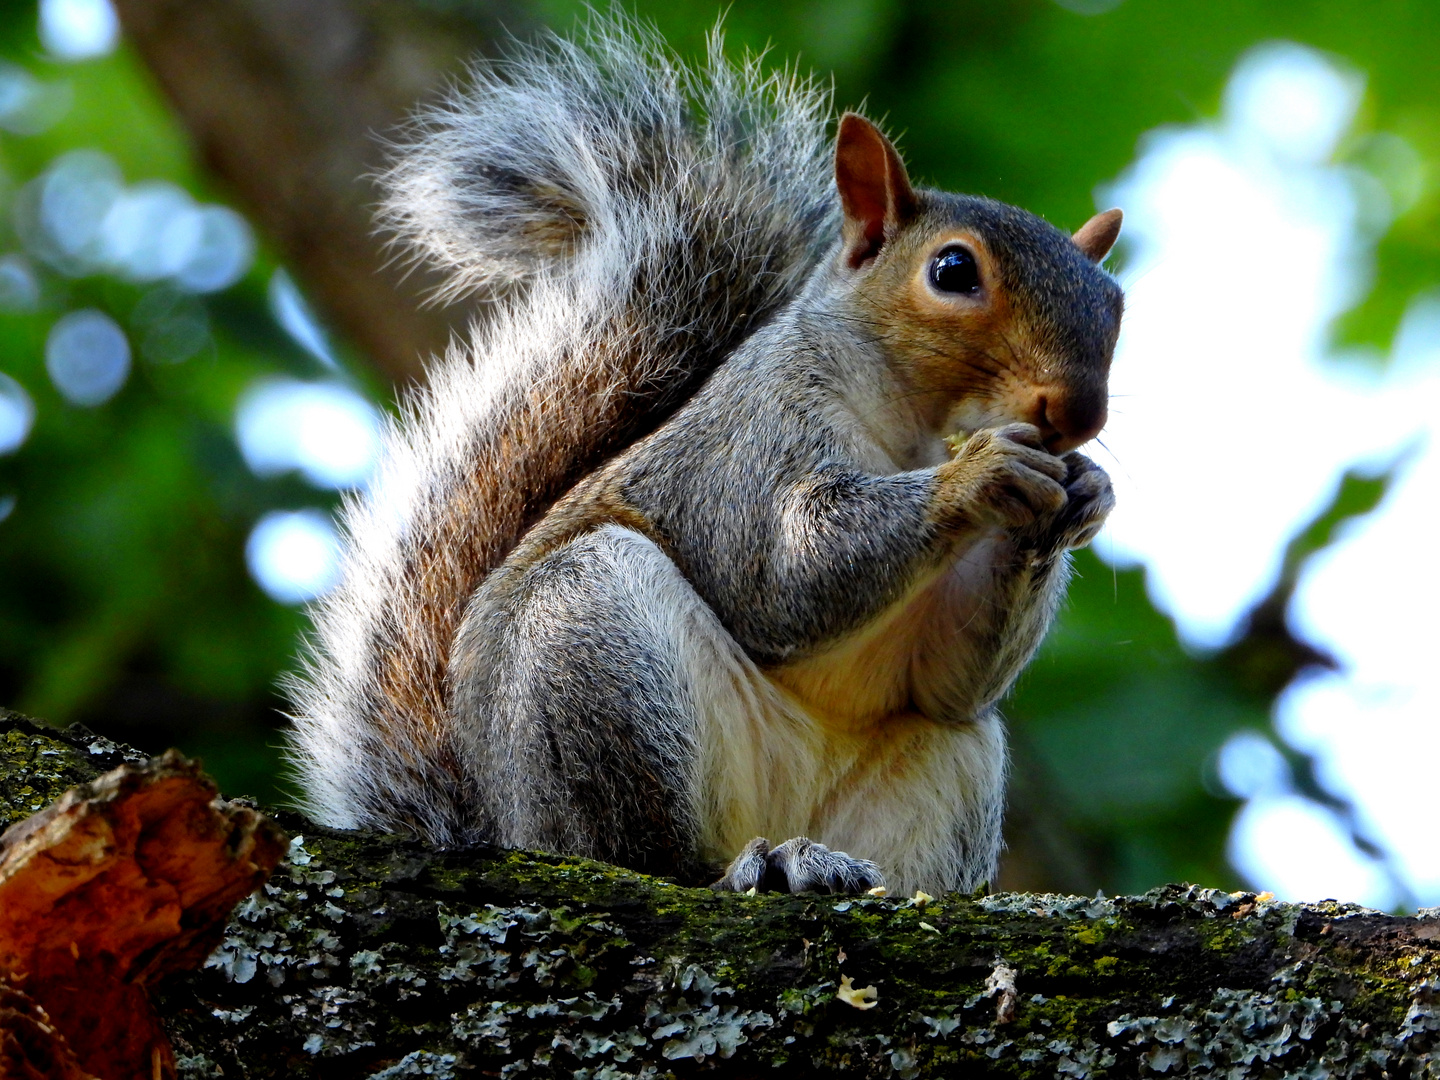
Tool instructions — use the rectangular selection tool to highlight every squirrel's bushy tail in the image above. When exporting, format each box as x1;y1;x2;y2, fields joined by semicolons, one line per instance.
285;16;838;842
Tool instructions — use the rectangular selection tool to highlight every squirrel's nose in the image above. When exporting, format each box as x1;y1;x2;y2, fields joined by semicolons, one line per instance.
1031;388;1106;454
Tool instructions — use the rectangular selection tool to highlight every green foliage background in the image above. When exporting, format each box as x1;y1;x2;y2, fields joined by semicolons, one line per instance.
0;0;1434;899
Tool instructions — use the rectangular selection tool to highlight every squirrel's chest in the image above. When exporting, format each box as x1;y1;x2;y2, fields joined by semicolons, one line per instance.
767;531;1010;726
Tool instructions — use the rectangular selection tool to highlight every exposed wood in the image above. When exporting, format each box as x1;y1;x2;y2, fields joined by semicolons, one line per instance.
0;981;96;1080
0;720;285;1080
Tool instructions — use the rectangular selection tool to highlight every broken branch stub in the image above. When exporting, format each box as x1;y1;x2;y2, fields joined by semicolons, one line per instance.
0;749;286;1080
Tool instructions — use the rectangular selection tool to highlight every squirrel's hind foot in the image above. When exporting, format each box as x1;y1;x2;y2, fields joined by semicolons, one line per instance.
712;836;884;895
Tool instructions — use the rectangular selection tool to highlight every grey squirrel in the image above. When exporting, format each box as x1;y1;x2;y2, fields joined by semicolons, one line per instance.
285;18;1123;896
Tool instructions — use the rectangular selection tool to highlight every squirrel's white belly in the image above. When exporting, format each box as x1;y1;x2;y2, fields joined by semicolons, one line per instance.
691;535;1010;893
572;523;1005;892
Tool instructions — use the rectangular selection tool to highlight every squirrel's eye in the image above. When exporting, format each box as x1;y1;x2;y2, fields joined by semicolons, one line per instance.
929;247;981;295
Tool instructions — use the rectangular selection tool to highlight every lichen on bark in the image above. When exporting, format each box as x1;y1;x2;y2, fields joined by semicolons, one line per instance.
2;711;1437;1078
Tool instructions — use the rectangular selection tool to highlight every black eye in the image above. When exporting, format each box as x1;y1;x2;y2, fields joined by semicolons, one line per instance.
929;246;981;295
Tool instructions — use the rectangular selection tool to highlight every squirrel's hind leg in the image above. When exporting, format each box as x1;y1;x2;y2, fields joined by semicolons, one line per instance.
449;521;892;893
448;523;711;878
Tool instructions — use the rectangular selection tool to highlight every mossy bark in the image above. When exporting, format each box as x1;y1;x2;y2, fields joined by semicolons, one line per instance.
3;711;1437;1079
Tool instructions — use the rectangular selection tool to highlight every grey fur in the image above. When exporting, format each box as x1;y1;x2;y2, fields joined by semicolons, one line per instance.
379;13;837;304
450;525;702;875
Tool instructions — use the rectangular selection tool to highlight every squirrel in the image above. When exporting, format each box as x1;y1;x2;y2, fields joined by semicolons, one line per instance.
284;17;1123;896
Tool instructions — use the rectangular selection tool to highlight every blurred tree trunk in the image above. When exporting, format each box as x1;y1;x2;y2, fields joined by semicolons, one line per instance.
110;0;538;385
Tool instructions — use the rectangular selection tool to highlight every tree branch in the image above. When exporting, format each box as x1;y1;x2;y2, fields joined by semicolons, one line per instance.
3;711;1438;1078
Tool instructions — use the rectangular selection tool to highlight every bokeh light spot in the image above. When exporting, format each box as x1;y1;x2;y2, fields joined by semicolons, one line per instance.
246;509;342;604
0;374;36;455
46;308;130;407
0;255;41;313
1214;731;1288;800
175;206;255;293
25;149;123;274
1229;794;1396;910
1224;43;1361;165
14;151;254;292
39;0;120;62
235;378;380;489
101;181;201;281
268;268;337;367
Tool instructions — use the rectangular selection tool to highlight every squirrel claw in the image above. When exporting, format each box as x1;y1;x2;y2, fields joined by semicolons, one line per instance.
712;836;885;895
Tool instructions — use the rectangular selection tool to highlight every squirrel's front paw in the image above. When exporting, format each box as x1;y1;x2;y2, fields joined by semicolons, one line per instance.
937;422;1069;531
1020;452;1114;554
711;836;884;895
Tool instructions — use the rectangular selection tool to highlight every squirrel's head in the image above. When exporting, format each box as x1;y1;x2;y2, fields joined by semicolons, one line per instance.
832;112;1124;454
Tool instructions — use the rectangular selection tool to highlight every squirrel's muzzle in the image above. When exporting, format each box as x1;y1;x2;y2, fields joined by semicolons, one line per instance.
1030;385;1108;454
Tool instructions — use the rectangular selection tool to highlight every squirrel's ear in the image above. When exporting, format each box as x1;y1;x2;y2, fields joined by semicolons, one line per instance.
1072;208;1123;263
835;112;919;269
